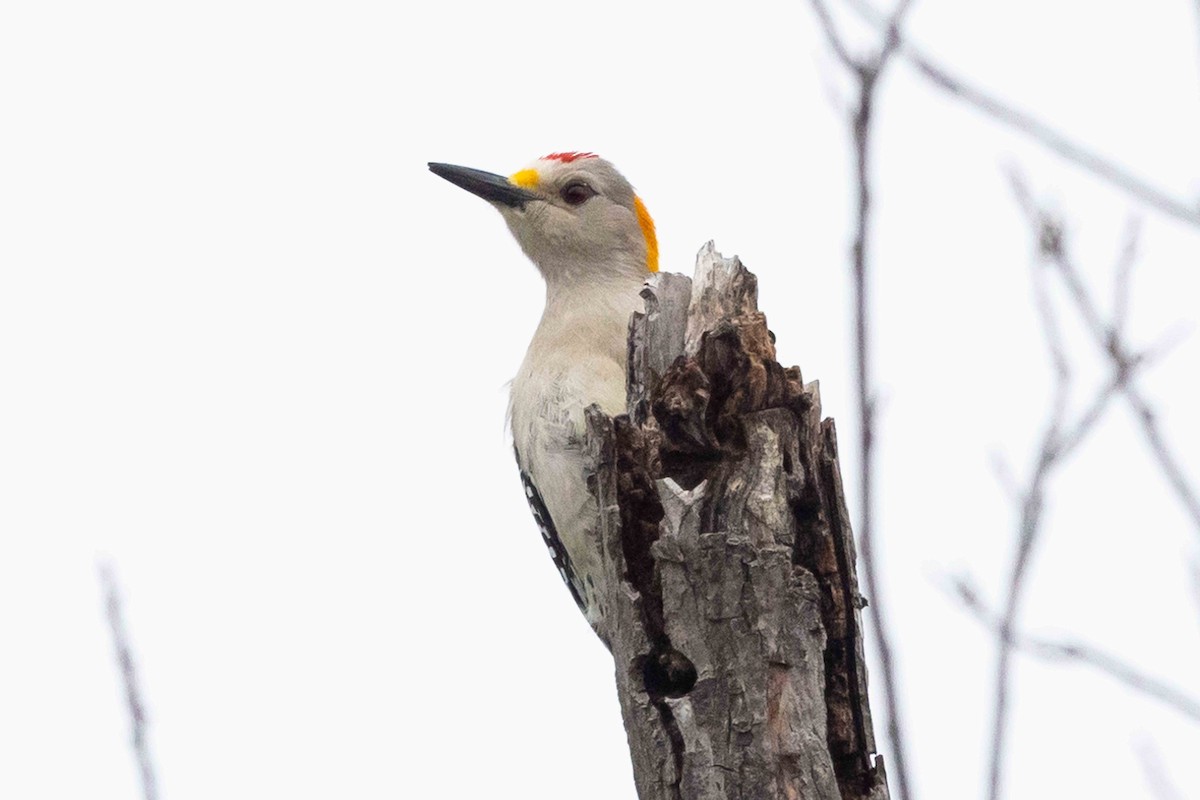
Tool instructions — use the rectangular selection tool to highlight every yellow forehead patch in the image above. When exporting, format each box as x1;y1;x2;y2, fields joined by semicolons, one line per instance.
634;196;658;273
509;169;539;189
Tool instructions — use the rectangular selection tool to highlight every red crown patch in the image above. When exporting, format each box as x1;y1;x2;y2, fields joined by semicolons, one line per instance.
540;151;599;163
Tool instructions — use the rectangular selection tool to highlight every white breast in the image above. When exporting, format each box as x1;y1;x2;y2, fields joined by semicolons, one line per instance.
509;275;645;631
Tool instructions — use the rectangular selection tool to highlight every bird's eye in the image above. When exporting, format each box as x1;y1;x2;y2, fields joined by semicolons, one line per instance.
560;182;596;206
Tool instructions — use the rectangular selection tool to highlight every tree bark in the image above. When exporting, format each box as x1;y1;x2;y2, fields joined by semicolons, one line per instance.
584;242;890;800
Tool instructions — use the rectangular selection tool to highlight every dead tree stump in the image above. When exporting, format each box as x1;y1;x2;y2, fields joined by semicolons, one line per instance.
584;242;890;800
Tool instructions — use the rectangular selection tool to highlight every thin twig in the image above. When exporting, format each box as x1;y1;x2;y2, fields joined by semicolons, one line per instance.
842;0;1200;230
1051;369;1126;458
1190;557;1200;630
100;562;159;800
807;2;919;798
1133;737;1186;800
1111;217;1142;335
954;579;1200;725
1122;393;1200;537
984;240;1076;800
873;0;915;66
1025;640;1200;724
987;450;1021;503
985;172;1196;800
810;0;858;72
1021;194;1200;539
1195;0;1200;94
984;170;1164;800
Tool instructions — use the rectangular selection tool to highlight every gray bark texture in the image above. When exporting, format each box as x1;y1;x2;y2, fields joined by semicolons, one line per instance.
584;242;890;800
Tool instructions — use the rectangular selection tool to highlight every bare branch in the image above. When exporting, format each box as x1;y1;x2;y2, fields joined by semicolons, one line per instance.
1195;0;1200;94
982;169;1160;800
1123;394;1200;537
806;4;923;799
100;562;159;800
1052;372;1123;459
809;0;859;73
1111;217;1142;335
842;0;1200;230
1006;172;1200;540
1141;322;1194;365
810;0;917;74
984;261;1073;800
1133;737;1186;800
1030;247;1071;397
953;578;1200;725
987;449;1020;503
1190;557;1200;629
873;0;918;68
1024;640;1200;724
1053;319;1182;457
1017;283;1168;461
1022;205;1200;540
978;172;1200;799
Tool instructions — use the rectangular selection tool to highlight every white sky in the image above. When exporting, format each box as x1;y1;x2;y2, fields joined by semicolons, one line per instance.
2;1;1199;798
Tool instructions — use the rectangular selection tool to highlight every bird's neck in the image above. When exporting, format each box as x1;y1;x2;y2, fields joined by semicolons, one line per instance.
529;265;647;361
509;263;646;450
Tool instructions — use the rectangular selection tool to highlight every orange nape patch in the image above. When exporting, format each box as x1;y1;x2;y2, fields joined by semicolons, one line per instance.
541;151;598;163
633;196;658;273
509;168;539;189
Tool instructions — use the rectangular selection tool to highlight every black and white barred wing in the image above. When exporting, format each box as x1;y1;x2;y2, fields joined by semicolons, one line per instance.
516;460;589;618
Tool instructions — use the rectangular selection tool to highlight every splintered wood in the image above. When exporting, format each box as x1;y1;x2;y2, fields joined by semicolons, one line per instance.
585;242;890;800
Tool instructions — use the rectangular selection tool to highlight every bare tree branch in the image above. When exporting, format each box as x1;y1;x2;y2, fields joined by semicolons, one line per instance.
1195;0;1200;93
100;562;159;800
1111;217;1141;335
1190;557;1200;630
1122;394;1200;537
841;0;1200;230
1051;368;1126;458
812;8;1200;797
953;579;1200;725
873;0;916;67
806;3;920;798
987;449;1021;504
1022;641;1200;725
980;169;1175;800
1010;179;1200;539
983;243;1075;800
1133;737;1186;800
810;0;858;73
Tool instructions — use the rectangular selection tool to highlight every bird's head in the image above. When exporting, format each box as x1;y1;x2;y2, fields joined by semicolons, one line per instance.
429;152;657;286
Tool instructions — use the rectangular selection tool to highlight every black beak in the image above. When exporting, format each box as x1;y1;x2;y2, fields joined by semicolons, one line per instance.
428;162;540;209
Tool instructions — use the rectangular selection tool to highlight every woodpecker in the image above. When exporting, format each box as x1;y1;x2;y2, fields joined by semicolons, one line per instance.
429;152;657;644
